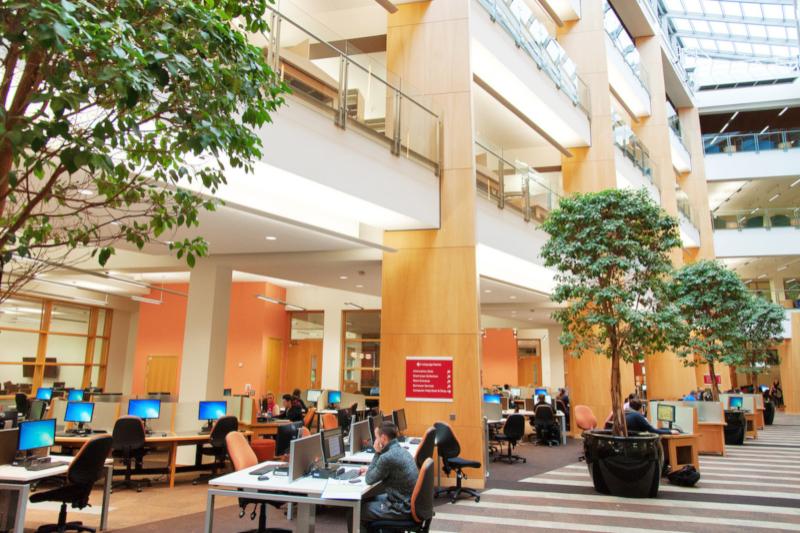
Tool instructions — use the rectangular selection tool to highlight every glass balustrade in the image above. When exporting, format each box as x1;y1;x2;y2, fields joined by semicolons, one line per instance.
675;187;699;229
712;208;800;230
263;6;441;175
474;141;559;224
604;2;650;96
703;129;800;155
476;0;591;116
613;123;655;183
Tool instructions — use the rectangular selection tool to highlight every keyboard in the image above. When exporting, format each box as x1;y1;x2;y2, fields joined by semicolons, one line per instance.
336;469;360;481
250;465;288;476
26;461;68;471
408;438;421;445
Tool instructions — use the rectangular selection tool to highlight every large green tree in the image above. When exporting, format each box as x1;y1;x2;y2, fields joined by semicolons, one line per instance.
541;188;681;437
0;0;286;301
738;294;785;386
668;260;750;400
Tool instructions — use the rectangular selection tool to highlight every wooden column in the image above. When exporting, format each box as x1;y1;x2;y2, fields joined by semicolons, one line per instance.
779;315;800;413
383;1;485;484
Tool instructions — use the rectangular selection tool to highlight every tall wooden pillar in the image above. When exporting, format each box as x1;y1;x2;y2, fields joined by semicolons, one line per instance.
779;314;800;413
382;1;485;484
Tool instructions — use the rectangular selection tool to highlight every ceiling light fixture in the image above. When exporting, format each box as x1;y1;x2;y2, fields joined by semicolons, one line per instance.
769;193;780;202
779;107;788;116
344;302;364;310
484;289;492;293
131;295;164;305
791;177;800;188
339;275;348;280
355;284;364;288
777;265;788;272
760;125;769;134
265;236;277;241
750;208;759;214
255;294;306;312
509;295;517;300
757;274;768;279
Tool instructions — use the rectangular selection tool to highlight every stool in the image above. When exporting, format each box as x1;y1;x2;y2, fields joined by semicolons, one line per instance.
251;438;276;462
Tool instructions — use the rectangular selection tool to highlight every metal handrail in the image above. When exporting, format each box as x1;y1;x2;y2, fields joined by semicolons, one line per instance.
702;129;800;155
712;207;800;231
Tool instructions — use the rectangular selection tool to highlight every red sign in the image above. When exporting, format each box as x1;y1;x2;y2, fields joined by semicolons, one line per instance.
405;356;453;402
703;374;722;385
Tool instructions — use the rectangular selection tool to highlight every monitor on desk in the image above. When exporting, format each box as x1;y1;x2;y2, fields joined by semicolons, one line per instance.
67;389;84;402
534;388;548;396
18;418;55;453
327;390;341;406
276;421;304;457
368;413;383;437
483;394;501;404
656;404;676;428
64;402;94;427
35;388;53;401
0;409;18;429
28;400;47;421
544;394;553;405
510;387;521;398
289;433;323;481
759;385;769;393
322;427;345;464
128;399;161;420
350;419;372;454
198;401;226;422
306;389;322;404
728;396;744;410
392;409;408;433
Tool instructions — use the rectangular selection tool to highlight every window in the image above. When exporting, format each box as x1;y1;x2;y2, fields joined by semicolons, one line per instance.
290;312;324;340
783;278;800;303
744;280;772;302
0;296;112;394
341;310;380;397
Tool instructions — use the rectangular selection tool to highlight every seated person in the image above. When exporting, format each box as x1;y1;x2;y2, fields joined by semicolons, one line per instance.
682;391;697;401
534;394;551;411
626;399;678;435
349;421;418;533
623;393;637;410
279;394;304;423
292;388;307;411
261;391;281;417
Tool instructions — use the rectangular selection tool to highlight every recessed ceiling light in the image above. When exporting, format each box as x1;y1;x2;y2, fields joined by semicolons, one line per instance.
356;284;364;288
757;274;767;279
509;295;517;300
779;107;788;116
265;236;277;241
78;189;93;196
760;125;769;134
791;178;800;188
339;275;348;280
769;194;780;202
778;265;788;272
484;289;492;293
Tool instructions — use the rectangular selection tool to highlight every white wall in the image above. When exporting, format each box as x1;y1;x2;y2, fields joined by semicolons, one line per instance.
105;310;137;394
286;286;381;389
714;227;800;258
704;150;800;181
518;326;565;389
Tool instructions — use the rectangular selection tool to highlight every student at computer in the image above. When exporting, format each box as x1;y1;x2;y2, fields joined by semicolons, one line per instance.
534;394;550;411
682;391;697;401
279;394;303;423
625;399;678;435
291;388;307;411
262;392;280;417
348;421;418;533
623;393;637;410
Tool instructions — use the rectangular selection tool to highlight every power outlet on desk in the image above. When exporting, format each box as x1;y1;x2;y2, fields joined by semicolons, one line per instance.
449;413;456;421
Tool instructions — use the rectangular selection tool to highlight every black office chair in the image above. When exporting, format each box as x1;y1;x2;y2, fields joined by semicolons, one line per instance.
111;416;150;492
533;404;560;446
556;399;569;431
15;393;29;418
193;415;238;485
338;407;353;435
493;414;526;464
433;422;480;504
414;426;436;470
367;457;435;533
30;435;113;533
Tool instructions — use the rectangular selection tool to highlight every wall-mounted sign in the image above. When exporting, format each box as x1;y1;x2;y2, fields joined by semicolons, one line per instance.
703;374;722;385
405;356;453;402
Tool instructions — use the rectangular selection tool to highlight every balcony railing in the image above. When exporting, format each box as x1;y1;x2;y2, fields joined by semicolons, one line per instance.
712;208;800;231
263;6;441;175
604;3;650;96
475;141;560;224
476;0;591;116
613;123;655;183
703;129;800;155
668;115;691;152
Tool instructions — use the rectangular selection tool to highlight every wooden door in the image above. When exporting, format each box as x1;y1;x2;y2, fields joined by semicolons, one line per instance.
145;355;179;395
265;338;282;395
286;340;322;392
518;357;535;386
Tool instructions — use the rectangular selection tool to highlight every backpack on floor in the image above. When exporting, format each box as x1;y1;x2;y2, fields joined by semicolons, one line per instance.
667;465;700;487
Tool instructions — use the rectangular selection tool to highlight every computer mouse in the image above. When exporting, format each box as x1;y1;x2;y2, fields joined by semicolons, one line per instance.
258;475;270;481
348;478;361;484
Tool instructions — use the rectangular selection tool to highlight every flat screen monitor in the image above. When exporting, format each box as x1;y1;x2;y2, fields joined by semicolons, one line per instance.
306;389;322;403
510;387;521;397
483;394;501;404
368;413;383;437
289;433;323;481
656;404;676;424
544;394;553;405
198;401;226;421
18;419;55;452
128;399;161;420
728;396;744;410
534;388;548;396
67;389;84;402
276;421;304;456
759;385;769;392
64;402;94;424
28;400;47;421
328;390;342;405
322;427;345;464
349;419;372;454
392;409;408;433
35;388;53;401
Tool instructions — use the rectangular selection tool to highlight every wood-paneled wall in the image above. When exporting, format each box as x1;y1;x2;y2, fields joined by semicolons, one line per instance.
285;340;322;393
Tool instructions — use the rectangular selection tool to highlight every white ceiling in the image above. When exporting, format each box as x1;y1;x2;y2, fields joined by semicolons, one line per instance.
709;175;800;211
479;277;561;326
473;83;553;151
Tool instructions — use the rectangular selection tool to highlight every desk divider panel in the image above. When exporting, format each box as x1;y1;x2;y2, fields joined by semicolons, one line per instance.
341;392;365;410
750;394;764;409
719;394;755;413
648;401;696;434
482;402;502;420
689;401;724;423
92;402;121;432
52;399;68;430
519;387;536;400
148;402;175;433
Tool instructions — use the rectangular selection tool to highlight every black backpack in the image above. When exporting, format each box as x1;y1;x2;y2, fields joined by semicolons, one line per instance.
667;465;701;487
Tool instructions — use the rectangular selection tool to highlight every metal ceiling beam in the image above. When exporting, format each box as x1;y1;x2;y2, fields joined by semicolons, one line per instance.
673;30;798;47
665;12;796;28
682;49;800;64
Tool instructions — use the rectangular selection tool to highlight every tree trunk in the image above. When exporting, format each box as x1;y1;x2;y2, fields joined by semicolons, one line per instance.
610;351;627;437
709;361;720;402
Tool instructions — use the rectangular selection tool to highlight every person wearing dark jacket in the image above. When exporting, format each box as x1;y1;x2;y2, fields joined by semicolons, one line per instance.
625;399;677;435
279;394;304;423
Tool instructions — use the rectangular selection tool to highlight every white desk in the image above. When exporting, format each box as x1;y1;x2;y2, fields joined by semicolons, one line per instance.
205;461;376;532
499;410;567;446
0;455;113;533
339;441;421;465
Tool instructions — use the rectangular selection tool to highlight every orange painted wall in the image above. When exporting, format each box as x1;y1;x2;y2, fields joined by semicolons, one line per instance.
130;281;289;398
482;328;519;387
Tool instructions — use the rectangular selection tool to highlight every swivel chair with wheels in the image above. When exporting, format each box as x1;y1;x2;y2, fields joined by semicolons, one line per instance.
30;435;113;532
226;431;290;533
111;416;150;492
533;405;560;446
414;426;436;470
493;414;526;463
321;413;338;431
366;457;435;533
433;422;481;504
193;415;238;484
574;405;597;432
303;407;316;431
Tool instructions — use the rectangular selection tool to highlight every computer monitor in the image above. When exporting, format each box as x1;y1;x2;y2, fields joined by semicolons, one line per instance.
729;396;744;410
656;404;676;428
28;400;47;421
392;409;408;433
306;389;322;404
483;394;501;404
289;433;323;481
759;385;769;393
18;418;55;457
544;394;553;405
67;389;84;402
350;419;372;454
510;387;521;398
0;409;18;429
198;401;226;424
64;402;94;431
276;421;304;456
127;399;161;429
534;388;548;396
368;413;383;437
35;388;53;401
327;390;342;406
321;427;345;464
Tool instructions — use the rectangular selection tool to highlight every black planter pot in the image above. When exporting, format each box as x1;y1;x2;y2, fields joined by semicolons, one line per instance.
724;410;746;445
764;401;775;425
583;430;662;498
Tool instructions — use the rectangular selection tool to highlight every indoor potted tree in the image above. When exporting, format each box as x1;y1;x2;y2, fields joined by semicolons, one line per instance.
541;188;681;498
669;260;750;444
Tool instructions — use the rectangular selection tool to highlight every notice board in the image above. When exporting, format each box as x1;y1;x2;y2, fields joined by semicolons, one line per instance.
405;356;453;402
